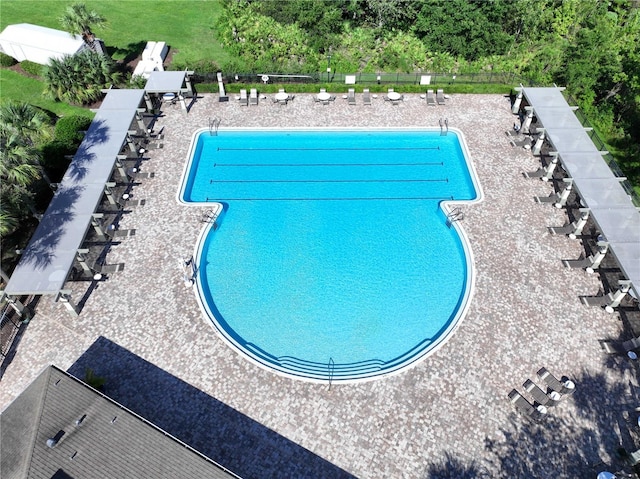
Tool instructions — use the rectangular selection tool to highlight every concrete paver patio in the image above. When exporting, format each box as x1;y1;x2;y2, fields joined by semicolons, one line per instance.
1;92;637;478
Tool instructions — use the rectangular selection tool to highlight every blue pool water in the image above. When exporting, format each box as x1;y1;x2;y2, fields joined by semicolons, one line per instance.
180;129;480;382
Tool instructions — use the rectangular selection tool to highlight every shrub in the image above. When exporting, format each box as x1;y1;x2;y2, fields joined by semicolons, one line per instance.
40;139;74;182
0;52;16;67
171;58;219;74
128;73;147;89
20;60;43;77
54;115;92;148
44;50;122;104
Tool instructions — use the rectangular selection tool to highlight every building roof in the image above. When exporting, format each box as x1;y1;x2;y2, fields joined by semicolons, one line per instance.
0;365;241;479
0;24;85;64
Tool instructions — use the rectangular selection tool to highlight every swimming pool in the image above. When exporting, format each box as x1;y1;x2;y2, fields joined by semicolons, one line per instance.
179;128;482;382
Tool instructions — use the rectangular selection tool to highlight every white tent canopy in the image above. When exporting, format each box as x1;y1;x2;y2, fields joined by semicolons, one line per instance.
0;23;85;65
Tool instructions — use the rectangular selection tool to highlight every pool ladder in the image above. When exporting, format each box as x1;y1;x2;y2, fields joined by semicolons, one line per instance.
328;357;335;389
201;209;219;224
208;117;221;136
439;118;448;135
446;207;464;227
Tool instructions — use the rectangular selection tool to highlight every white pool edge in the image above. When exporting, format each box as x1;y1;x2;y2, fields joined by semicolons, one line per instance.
185;127;485;384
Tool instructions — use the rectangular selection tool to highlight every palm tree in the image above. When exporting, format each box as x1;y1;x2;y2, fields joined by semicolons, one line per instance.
0;101;52;145
44;51;121;105
0;125;42;187
59;3;106;50
0;103;54;186
0;125;41;238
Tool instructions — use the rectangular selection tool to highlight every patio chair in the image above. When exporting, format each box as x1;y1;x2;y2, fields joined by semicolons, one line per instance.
363;89;372;106
601;337;640;357
239;89;248;106
436;89;445;105
427;89;436;106
508;389;547;422
98;263;126;274
601;339;627;354
537;367;576;395
348;88;356;105
623;337;640;351
249;88;258;105
523;379;554;407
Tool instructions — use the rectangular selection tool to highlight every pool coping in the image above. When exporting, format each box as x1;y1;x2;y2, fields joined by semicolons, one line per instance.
184;127;484;383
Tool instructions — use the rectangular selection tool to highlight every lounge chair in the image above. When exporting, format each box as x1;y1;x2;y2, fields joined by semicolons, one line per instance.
363;88;372;106
427;89;436;106
624;337;640;351
249;88;258;105
601;337;640;357
508;389;547;422
436;89;445;105
239;89;248;106
537;367;576;395
348;88;356;105
523;379;554;406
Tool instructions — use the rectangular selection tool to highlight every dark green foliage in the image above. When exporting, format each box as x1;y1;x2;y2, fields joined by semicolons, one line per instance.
0;52;17;67
413;0;513;60
40;140;74;182
84;368;106;391
20;60;43;77
170;58;219;74
54;115;92;148
43;50;122;105
40;115;91;182
251;0;345;51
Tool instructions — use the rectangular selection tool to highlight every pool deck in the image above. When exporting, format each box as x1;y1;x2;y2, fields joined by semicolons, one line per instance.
2;92;638;478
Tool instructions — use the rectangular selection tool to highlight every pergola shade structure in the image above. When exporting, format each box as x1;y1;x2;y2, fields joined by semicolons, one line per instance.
518;86;640;301
144;71;194;112
3;89;147;311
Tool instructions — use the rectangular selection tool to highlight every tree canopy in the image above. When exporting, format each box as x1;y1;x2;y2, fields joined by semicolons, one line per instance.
59;2;106;46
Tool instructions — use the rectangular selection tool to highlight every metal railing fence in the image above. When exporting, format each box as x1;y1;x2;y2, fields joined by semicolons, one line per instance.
192;70;532;86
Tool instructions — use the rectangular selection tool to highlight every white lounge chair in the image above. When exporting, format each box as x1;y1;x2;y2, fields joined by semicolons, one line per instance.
436;89;445;105
239;89;248;106
249;88;258;105
348;88;356;105
427;89;436;106
363;89;372;106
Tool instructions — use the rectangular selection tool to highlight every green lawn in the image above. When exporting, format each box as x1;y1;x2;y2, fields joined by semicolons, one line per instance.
0;69;92;117
0;0;229;67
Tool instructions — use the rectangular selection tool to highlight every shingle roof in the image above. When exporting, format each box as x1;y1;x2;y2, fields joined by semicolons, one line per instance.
1;366;241;479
